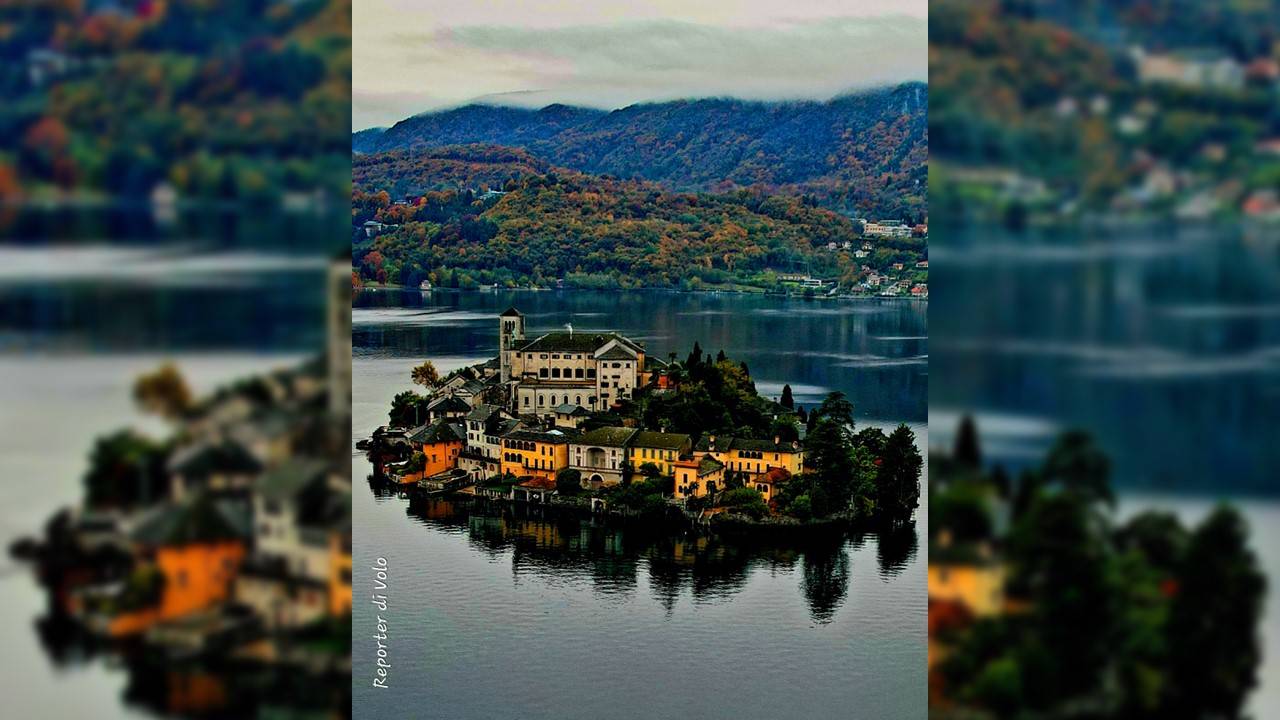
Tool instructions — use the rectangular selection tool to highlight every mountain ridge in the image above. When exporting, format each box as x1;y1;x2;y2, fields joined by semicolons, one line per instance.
352;83;927;220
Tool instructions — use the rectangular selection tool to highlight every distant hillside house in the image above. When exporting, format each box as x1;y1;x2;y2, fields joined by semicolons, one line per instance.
863;220;913;239
1132;47;1244;90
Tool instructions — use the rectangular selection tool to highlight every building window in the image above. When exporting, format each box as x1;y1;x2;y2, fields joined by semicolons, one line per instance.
538;396;544;405
575;368;584;378
575;395;582;405
612;362;621;368
587;369;596;379
552;368;561;378
540;354;548;359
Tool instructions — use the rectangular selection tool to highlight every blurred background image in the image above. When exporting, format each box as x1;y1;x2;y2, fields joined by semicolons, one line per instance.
929;1;1278;718
0;1;352;717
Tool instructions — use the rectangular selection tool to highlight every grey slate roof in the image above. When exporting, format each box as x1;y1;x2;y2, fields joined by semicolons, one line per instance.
168;440;261;478
573;426;637;448
596;345;638;360
517;331;642;354
427;395;470;413
131;495;246;546
694;436;803;453
504;428;574;444
408;420;467;444
465;403;504;422
257;459;329;501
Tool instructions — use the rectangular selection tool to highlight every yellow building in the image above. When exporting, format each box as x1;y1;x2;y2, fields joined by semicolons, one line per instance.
928;559;1005;617
627;431;691;478
750;466;793;504
500;429;571;481
694;434;804;479
673;454;725;500
927;547;1006;674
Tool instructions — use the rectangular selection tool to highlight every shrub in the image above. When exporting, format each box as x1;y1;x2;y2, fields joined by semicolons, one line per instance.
786;494;814;521
556;468;582;496
720;487;769;519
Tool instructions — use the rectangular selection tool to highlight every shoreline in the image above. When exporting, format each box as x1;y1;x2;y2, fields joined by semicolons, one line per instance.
398;483;892;543
355;285;928;302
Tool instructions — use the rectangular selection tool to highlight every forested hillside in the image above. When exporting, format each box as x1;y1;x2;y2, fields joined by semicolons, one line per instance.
353;146;552;198
0;0;351;201
353;83;927;221
352;165;925;292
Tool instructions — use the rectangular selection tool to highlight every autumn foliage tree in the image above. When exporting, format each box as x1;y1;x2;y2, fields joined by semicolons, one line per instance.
133;363;193;420
410;360;441;388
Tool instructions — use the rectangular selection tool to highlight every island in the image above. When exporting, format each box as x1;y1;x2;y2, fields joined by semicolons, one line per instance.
364;307;922;531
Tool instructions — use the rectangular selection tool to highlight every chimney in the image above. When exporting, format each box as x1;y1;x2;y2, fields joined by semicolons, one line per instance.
773;435;780;446
708;434;716;450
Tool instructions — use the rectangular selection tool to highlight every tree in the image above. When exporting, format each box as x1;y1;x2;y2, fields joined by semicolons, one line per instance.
780;383;794;409
769;417;801;444
954;414;982;469
815;391;855;428
803;418;856;517
410;360;442;388
1042;430;1113;506
1006;492;1117;704
1164;506;1266;718
388;390;429;428
638;462;661;479
133;363;192;419
556;468;582;496
876;424;922;520
83;430;167;508
686;341;703;372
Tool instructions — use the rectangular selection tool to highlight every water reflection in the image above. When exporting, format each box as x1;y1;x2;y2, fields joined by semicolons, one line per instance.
932;224;1280;493
400;496;918;625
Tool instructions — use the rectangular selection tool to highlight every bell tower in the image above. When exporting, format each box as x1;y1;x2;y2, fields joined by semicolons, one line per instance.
499;307;525;383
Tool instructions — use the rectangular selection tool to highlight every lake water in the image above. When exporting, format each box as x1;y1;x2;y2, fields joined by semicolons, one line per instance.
929;221;1280;714
0;210;336;718
351;290;928;719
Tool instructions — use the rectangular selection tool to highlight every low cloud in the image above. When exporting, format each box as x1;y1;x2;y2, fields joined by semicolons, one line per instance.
356;16;925;127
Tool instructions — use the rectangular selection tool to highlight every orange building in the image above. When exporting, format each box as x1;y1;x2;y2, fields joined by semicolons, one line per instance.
328;519;352;617
403;419;466;483
108;495;247;636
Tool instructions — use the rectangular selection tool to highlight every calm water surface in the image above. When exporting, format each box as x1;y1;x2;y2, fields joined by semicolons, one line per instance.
352;290;927;719
0;210;334;718
931;222;1280;714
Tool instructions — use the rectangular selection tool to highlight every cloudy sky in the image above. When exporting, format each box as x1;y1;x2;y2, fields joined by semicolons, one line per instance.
353;0;927;130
